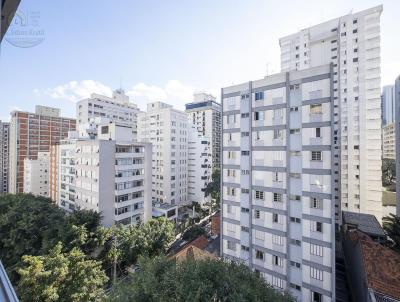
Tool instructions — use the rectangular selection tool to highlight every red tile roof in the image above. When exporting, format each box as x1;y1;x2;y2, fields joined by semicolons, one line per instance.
349;230;400;300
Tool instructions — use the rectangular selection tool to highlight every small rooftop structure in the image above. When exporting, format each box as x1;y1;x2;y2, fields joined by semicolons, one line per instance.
342;211;386;243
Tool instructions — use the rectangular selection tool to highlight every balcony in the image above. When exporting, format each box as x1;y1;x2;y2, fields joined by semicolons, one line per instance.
310;112;323;123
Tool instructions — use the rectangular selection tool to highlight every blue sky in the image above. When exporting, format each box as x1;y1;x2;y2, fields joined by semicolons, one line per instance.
0;0;398;120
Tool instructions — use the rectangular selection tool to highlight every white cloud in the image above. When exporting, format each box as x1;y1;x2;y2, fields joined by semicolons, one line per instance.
126;80;194;110
37;80;113;103
38;79;198;111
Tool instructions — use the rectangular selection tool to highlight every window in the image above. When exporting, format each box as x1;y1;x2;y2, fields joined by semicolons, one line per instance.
227;187;236;196
227;241;236;251
228;114;236;124
241;113;249;118
310;104;322;114
255;250;264;260
241;245;249;251
255;131;261;140
254;210;260;219
272;276;283;289
311;221;323;233
255;230;265;241
273;108;284;119
316;127;321;138
241;132;249;137
241;188;249;194
312;292;322;302
241;207;249;213
353;57;358;62
241;151;250;156
101;126;109;134
290;261;301;268
228;151;236;159
227;169;236;177
273;193;282;202
290;217;301;223
273;130;283;139
272;235;284;246
241;93;249;100
241;170;249;175
272;213;279;223
255;190;264;200
290;239;301;246
310;198;323;209
311;151;322;161
290;283;301;291
310;267;323;281
290;128;300;134
254;111;264;121
290;106;299;112
273;172;280;182
310;244;323;257
255;91;264;101
241;226;249;232
353;29;357;34
273;255;283;267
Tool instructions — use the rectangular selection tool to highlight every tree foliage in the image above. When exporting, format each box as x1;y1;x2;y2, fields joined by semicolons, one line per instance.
107;256;294;302
204;168;221;211
17;243;108;302
0;194;103;282
382;158;396;187
103;217;175;273
383;214;400;252
182;225;207;241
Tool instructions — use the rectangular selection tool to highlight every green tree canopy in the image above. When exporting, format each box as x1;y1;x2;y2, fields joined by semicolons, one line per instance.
0;194;103;282
383;214;400;252
17;242;108;302
107;256;294;302
182;225;207;241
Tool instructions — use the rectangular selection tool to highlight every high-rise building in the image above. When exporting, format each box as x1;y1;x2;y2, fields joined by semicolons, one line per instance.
49;143;60;202
382;123;395;160
56;119;152;227
9;106;76;193
185;93;222;171
0;121;10;194
381;85;395;126
221;65;335;302
76;89;140;141
137;102;189;206
23;151;50;197
280;5;383;222
395;75;400;216
187;124;212;206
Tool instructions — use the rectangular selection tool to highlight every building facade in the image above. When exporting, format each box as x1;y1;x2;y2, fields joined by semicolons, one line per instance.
9;106;76;193
185;92;222;171
57;121;152;227
280;5;383;222
23;151;50;197
395;76;400;216
221;65;335;302
76;89;140;141
0;121;10;193
187;124;212;207
137;102;189;206
381;85;395;126
382;123;395;160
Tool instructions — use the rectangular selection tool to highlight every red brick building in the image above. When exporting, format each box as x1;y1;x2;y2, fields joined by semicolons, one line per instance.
9;106;75;193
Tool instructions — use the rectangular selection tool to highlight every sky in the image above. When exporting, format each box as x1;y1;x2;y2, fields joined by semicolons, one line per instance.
0;0;399;121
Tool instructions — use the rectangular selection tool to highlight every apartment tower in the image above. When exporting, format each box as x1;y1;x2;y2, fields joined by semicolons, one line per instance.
221;65;335;302
9;106;76;193
280;6;383;222
185;92;222;171
0;121;10;193
23;151;50;197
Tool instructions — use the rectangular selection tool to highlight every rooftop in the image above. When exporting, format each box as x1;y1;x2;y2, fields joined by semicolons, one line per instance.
342;211;385;237
349;231;400;301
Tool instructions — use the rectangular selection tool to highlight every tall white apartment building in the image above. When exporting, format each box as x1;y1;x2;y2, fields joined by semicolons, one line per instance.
279;5;383;222
0;121;10;193
23;151;50;197
57;119;152;227
185;93;222;170
76;89;141;141
187;124;212;206
382;123;395;160
221;65;335;302
137;102;189;206
381;85;395;126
